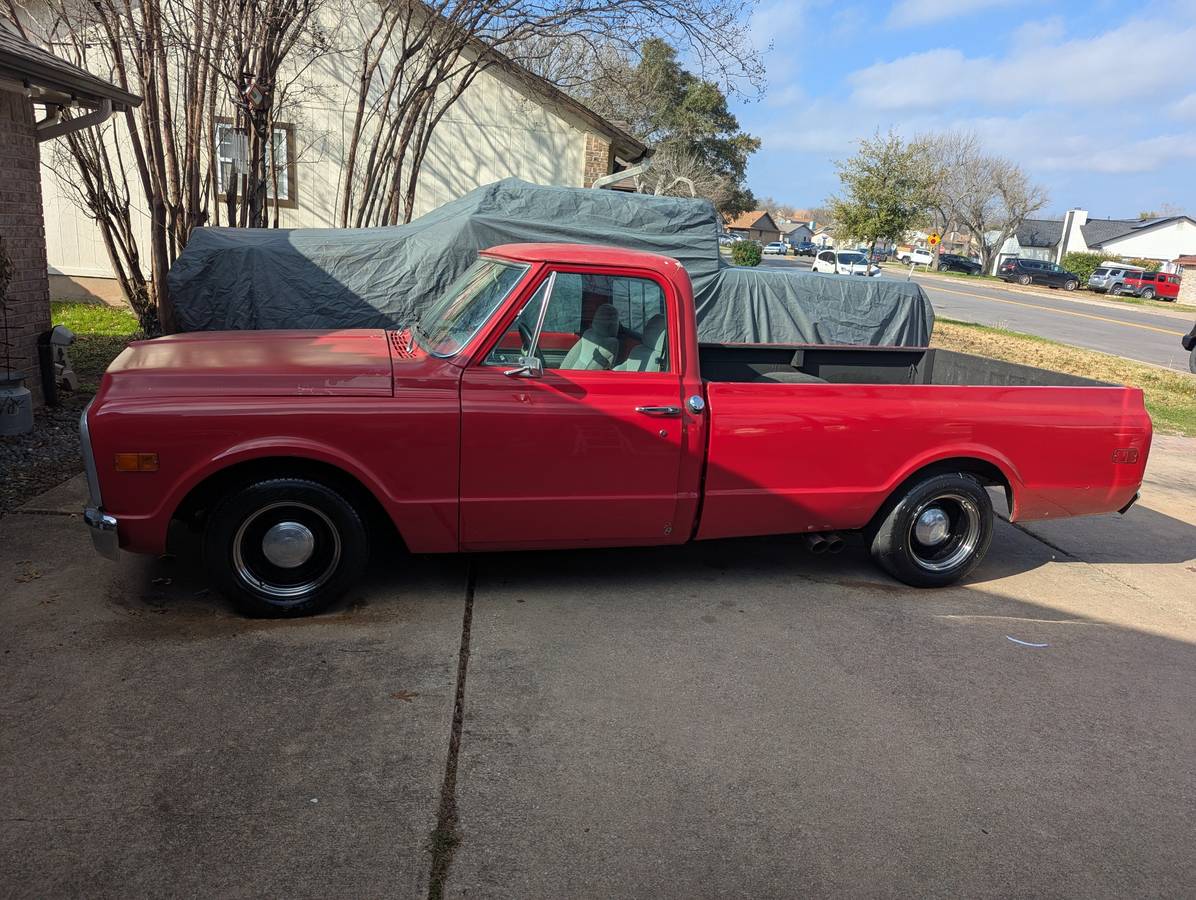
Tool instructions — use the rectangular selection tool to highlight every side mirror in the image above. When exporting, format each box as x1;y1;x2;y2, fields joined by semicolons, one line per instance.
504;356;543;378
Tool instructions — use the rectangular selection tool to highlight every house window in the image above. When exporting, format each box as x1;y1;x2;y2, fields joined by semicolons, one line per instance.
214;119;297;208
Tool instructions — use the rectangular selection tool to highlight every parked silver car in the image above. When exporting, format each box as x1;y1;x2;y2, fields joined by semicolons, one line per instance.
1088;263;1144;294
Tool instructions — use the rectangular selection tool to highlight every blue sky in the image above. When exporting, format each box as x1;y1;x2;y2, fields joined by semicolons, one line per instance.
735;0;1196;218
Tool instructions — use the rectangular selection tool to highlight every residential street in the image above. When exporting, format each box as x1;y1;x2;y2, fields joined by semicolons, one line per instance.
760;257;1194;370
3;437;1194;897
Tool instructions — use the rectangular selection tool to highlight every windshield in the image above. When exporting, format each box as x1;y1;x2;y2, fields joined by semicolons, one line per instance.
837;252;866;265
418;258;528;357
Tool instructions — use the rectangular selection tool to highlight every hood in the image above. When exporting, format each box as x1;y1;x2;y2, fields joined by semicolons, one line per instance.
100;330;394;399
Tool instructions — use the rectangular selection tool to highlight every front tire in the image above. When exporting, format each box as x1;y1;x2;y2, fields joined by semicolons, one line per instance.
1063;279;1078;291
203;478;368;617
868;473;993;588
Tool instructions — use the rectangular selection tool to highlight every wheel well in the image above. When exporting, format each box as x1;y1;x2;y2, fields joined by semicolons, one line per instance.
877;457;1013;523
173;456;401;547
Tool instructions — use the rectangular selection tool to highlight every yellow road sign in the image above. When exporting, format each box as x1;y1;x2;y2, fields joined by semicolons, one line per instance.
928;233;941;246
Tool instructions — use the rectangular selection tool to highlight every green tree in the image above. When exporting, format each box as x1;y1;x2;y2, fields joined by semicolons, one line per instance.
581;39;759;214
828;130;936;261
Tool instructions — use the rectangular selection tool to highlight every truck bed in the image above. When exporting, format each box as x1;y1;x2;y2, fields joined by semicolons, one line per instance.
694;342;1150;543
698;343;1107;387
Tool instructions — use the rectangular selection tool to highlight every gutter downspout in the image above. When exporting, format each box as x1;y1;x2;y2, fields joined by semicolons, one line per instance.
591;158;651;191
38;99;112;142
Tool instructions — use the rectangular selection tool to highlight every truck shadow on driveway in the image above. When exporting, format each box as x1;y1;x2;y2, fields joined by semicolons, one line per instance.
133;496;1196;624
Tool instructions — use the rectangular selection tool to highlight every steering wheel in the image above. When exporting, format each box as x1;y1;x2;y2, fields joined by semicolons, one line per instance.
517;316;535;355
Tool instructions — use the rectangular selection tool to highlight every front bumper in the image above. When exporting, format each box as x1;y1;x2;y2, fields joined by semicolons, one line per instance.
79;400;119;560
84;507;120;560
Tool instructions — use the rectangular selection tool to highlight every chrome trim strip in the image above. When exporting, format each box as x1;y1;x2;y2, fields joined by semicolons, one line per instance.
79;399;102;507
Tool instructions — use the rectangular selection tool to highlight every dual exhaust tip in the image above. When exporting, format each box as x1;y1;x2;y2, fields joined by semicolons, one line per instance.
804;532;846;555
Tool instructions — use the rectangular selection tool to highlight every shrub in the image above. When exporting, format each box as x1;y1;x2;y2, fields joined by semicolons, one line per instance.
1061;251;1114;286
731;240;762;267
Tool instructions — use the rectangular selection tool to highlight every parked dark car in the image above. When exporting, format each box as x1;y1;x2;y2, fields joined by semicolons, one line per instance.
869;249;890;263
795;241;818;256
937;253;982;275
1183;322;1196;374
998;258;1080;290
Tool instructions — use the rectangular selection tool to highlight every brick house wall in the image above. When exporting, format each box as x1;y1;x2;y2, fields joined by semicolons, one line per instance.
582;133;613;188
0;87;51;407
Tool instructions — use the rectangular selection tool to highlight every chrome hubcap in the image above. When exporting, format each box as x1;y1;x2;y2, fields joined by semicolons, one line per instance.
907;493;982;573
914;507;951;546
261;521;316;568
232;501;341;602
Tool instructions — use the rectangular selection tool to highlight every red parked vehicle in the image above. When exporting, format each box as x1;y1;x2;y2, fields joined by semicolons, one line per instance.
81;244;1153;616
1122;270;1181;301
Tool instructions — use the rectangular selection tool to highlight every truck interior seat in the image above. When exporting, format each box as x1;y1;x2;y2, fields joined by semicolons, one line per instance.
561;303;620;370
615;315;668;372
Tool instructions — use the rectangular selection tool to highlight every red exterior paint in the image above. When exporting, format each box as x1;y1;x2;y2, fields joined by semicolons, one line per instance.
84;243;1151;559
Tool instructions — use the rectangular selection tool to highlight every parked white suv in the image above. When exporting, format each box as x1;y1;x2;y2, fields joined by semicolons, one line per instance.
813;249;880;276
896;247;933;266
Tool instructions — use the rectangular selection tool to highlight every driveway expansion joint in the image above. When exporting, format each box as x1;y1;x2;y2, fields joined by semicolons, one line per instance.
426;558;476;900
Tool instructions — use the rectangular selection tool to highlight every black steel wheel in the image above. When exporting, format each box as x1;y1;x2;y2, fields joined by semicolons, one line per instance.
868;473;994;588
203;477;368;617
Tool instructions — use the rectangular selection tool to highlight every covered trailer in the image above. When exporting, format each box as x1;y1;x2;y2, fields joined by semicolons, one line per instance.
167;178;934;347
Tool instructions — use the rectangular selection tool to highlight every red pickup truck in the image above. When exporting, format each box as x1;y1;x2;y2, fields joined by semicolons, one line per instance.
81;244;1152;616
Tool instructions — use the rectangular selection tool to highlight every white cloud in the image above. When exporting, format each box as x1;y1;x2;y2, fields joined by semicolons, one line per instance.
1171;92;1196;120
849;18;1196;111
887;0;1021;28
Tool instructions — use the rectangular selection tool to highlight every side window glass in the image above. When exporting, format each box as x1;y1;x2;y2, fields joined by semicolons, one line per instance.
486;272;669;373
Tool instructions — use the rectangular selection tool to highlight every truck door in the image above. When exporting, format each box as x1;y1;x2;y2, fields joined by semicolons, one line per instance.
458;266;687;550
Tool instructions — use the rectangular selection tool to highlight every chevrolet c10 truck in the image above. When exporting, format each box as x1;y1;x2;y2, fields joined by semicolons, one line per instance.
81;244;1152;616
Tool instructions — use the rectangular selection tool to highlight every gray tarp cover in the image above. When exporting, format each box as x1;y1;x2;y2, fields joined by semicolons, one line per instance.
168;178;934;346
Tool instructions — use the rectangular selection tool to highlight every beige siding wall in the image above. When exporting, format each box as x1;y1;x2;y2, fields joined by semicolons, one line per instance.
41;15;591;281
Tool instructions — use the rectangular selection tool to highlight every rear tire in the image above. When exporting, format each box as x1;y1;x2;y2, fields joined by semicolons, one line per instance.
868;473;993;588
1017;274;1031;286
203;477;368;617
1140;288;1155;299
938;263;948;272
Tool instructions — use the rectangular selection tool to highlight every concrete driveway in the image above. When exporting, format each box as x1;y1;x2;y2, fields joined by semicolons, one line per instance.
3;437;1194;897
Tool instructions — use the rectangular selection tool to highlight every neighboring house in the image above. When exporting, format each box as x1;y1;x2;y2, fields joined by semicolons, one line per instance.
778;221;813;245
38;13;648;302
1176;256;1196;306
813;224;835;247
0;25;139;408
997;209;1196;270
724;210;781;243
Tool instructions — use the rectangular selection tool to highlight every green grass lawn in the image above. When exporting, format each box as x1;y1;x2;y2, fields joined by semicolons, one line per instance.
51;301;142;392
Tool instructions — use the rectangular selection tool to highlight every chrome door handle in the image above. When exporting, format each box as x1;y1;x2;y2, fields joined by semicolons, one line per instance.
635;405;682;417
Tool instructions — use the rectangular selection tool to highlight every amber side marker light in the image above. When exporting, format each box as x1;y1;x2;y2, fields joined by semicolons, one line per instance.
115;452;159;472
